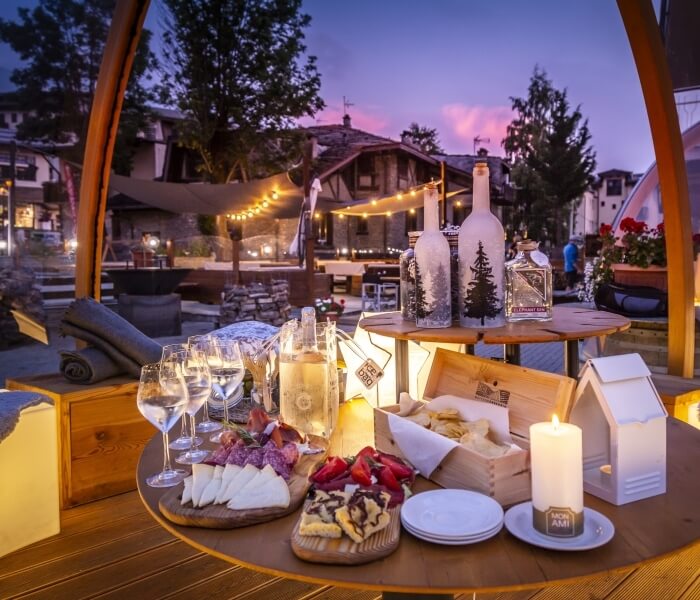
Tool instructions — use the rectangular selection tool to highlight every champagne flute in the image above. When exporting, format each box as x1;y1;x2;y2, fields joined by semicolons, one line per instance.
206;339;245;442
161;348;212;464
137;363;188;488
162;343;201;449
188;335;222;434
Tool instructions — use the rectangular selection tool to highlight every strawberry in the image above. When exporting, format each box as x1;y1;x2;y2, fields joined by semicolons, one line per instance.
377;465;402;491
350;455;372;486
378;453;414;480
310;456;348;483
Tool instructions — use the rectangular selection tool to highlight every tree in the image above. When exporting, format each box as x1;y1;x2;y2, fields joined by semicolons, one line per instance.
429;262;451;322
503;67;596;245
160;0;324;184
0;0;159;172
400;122;444;155
463;241;501;325
414;260;432;320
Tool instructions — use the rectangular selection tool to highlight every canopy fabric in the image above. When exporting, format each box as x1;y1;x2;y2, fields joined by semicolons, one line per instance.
332;187;468;216
108;172;307;218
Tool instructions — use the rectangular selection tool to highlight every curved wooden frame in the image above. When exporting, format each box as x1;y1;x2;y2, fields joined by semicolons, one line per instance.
77;0;694;375
74;0;150;300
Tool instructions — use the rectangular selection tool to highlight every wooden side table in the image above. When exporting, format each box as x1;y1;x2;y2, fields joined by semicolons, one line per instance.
359;307;631;397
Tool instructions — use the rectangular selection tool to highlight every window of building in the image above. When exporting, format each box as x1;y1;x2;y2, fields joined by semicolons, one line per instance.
452;203;467;226
10;113;17;124
606;178;623;196
612;203;617;210
405;210;418;234
313;212;333;246
356;215;368;235
601;201;606;207
357;154;378;190
16;165;37;182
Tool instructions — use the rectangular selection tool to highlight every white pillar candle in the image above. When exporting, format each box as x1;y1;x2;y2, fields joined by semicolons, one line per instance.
529;416;584;537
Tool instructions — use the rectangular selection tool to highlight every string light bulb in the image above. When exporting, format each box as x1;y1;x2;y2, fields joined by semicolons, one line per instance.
409;208;416;215
241;215;247;220
362;212;368;218
255;207;261;214
262;200;269;208
247;211;253;218
386;211;392;217
410;189;417;197
397;192;403;200
271;191;279;200
371;199;377;206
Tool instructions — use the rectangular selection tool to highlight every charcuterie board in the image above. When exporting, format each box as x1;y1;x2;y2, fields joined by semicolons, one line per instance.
158;436;328;529
290;503;402;565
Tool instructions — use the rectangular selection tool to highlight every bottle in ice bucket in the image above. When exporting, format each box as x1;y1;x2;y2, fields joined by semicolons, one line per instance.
279;307;339;438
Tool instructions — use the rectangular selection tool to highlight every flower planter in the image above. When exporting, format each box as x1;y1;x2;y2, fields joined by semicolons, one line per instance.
612;264;668;292
318;312;342;323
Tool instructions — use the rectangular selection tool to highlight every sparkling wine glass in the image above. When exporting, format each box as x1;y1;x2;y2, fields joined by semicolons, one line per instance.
162;343;201;449
137;363;188;488
205;339;245;442
161;348;212;465
188;335;222;434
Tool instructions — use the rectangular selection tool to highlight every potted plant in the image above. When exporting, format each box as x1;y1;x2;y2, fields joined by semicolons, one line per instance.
314;296;345;322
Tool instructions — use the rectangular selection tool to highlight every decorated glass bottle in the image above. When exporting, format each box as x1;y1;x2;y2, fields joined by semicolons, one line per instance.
505;239;553;321
400;231;420;320
458;162;505;328
414;183;451;328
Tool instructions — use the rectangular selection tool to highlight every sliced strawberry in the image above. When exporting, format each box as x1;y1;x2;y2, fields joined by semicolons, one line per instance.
350;455;373;486
377;465;402;491
355;446;379;461
310;456;349;483
378;453;414;480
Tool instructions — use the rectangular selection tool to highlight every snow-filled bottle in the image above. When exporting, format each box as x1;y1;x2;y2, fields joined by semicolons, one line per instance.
414;183;451;328
458;162;505;328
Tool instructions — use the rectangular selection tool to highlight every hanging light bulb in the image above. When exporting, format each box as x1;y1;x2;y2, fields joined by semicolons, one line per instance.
262;200;269;208
271;191;279;200
410;189;417;196
362;212;368;218
409;208;416;215
397;192;403;200
255;207;261;214
386;211;392;217
371;200;377;206
241;215;247;220
247;211;253;218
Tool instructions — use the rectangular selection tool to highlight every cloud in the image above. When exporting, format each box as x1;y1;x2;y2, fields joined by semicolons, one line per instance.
440;104;513;154
298;104;392;135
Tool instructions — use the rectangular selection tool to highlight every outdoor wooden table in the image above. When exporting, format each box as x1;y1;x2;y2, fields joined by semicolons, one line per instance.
138;399;700;598
359;307;631;396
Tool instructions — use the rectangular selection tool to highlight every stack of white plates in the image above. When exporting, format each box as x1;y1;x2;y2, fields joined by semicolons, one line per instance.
400;489;504;545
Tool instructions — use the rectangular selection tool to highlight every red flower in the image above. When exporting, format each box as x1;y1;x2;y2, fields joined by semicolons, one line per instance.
340;298;345;305
620;217;646;235
656;222;665;235
599;223;612;237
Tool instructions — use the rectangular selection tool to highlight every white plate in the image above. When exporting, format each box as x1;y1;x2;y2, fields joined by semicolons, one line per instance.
401;489;504;538
504;502;615;551
402;519;503;545
401;515;503;544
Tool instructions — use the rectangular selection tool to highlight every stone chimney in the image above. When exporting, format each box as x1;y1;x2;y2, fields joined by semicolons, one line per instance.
477;147;489;157
342;114;352;128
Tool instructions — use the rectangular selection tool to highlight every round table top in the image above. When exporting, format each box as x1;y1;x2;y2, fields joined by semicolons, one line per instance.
138;400;699;594
358;306;631;345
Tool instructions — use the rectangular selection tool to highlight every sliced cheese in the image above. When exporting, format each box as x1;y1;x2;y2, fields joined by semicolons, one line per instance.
181;475;193;506
226;466;276;508
228;476;290;510
221;463;259;504
191;463;214;508
198;465;224;507
215;464;242;504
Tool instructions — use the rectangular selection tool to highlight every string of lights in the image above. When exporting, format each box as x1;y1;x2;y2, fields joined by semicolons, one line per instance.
226;190;279;221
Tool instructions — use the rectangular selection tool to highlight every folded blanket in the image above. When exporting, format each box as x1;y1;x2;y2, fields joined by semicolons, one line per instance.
60;346;124;384
61;297;162;371
60;322;143;377
0;391;54;444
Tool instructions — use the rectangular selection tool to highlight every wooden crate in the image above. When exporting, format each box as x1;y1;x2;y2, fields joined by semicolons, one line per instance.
6;373;149;508
374;349;576;506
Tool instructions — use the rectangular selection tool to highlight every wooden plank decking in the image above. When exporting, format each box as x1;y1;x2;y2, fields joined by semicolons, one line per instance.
0;490;697;600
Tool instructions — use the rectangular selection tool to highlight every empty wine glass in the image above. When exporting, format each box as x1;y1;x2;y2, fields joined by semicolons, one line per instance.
162;343;202;449
137;363;188;488
188;335;222;434
204;339;245;442
161;348;212;465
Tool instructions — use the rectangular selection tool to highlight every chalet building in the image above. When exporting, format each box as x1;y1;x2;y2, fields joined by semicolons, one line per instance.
571;169;642;236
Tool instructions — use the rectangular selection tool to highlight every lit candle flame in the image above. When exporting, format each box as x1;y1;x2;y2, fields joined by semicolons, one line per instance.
552;414;560;430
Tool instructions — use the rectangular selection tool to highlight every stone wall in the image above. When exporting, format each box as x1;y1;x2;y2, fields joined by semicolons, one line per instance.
220;280;291;327
0;267;46;348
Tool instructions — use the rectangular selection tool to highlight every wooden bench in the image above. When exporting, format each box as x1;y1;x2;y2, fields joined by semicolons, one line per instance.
651;373;700;425
6;373;149;508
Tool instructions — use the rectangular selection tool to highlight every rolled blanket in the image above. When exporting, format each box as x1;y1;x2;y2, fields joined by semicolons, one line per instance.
61;297;162;366
0;391;53;444
60;321;143;377
60;347;124;384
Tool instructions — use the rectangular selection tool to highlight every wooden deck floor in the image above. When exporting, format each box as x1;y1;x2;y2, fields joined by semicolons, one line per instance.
0;491;697;600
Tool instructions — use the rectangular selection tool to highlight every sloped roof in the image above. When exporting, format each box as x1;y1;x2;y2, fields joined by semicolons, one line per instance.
435;154;510;186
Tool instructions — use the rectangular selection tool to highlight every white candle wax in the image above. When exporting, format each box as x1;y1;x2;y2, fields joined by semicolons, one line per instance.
529;419;583;515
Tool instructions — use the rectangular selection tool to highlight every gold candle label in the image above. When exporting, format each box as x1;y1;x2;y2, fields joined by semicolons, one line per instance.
533;506;584;538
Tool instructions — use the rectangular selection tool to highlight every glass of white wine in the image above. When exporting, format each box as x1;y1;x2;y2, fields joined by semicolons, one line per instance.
188;335;222;434
162;343;200;450
137;363;188;488
161;348;212;464
205;339;245;443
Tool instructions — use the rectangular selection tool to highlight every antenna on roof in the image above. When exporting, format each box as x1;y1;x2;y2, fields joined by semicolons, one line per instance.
342;96;354;115
473;135;490;155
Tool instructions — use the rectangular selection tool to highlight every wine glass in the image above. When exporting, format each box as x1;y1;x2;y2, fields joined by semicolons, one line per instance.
204;339;245;442
162;343;201;449
137;363;188;488
188;335;222;434
160;348;212;464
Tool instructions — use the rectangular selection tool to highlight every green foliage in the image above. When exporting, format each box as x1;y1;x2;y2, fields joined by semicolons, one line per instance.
0;0;160;172
160;0;324;183
463;241;501;325
196;214;219;236
503;67;596;245
401;122;444;154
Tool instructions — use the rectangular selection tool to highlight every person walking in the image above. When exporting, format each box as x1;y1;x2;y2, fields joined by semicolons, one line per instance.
563;236;579;291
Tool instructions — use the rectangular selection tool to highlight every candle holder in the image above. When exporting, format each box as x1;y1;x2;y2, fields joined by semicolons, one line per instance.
569;353;667;505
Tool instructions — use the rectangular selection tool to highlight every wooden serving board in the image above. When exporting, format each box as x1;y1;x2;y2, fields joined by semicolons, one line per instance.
158;437;329;529
290;504;401;565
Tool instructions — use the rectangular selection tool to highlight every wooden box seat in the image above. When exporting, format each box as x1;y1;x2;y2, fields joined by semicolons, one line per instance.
6;373;149;508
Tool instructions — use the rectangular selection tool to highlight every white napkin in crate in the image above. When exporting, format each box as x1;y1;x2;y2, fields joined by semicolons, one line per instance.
387;394;516;477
